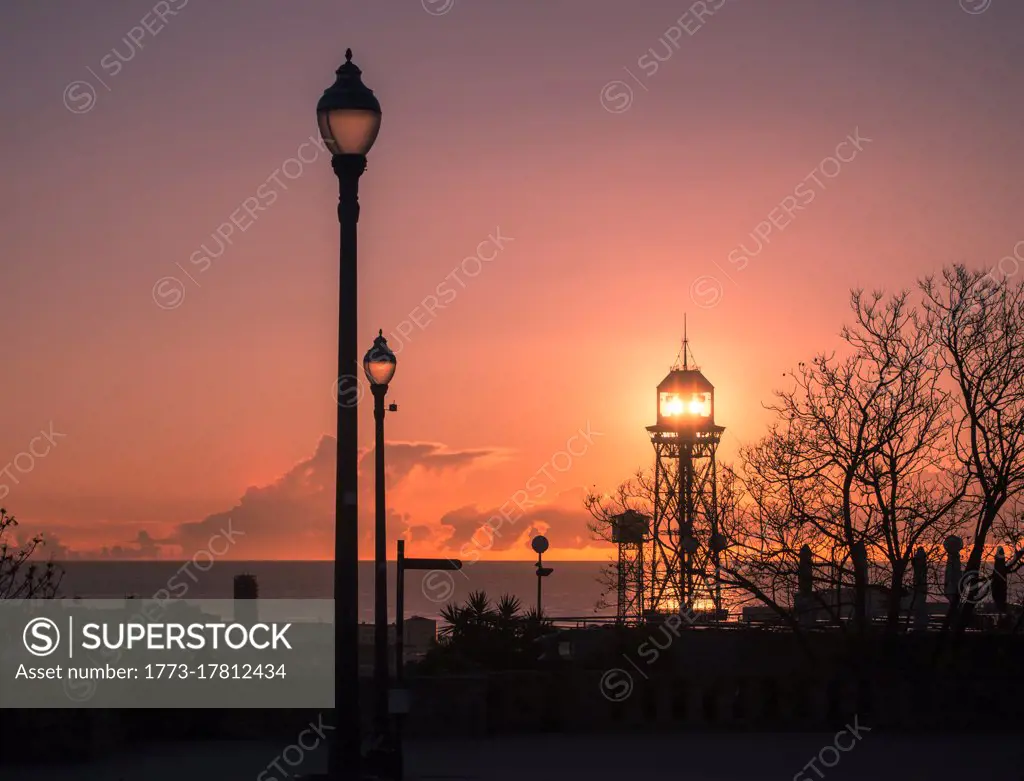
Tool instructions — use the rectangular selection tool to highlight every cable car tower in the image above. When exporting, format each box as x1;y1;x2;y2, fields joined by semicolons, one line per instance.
611;509;649;624
646;320;725;617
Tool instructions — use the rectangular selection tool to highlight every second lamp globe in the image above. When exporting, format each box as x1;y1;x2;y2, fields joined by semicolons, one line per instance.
363;330;397;387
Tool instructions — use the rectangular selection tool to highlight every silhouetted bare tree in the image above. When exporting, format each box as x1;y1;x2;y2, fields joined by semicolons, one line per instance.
922;265;1024;636
0;508;61;599
738;290;967;633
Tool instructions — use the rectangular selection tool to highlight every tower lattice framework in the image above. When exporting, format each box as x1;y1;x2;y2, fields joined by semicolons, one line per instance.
648;428;722;613
611;509;647;623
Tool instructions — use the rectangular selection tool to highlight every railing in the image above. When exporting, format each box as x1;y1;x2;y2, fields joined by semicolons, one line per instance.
401;669;1024;735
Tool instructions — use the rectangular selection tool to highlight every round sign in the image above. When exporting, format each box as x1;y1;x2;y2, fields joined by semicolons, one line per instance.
531;535;549;554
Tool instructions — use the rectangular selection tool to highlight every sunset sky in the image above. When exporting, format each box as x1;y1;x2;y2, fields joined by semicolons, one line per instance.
2;0;1023;560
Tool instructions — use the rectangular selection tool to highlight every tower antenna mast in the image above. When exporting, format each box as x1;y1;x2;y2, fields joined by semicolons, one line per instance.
674;314;698;371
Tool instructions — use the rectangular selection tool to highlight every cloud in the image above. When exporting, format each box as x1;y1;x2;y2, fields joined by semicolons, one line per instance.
166;435;498;559
11;531;78;561
27;434;594;561
406;524;434;543
15;529;163;561
437;487;594;555
383;441;499;484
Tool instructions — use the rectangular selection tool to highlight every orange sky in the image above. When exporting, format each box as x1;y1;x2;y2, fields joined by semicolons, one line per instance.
2;1;1024;560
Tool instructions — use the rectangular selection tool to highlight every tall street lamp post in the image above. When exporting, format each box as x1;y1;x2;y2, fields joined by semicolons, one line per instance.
317;48;381;781
363;330;397;763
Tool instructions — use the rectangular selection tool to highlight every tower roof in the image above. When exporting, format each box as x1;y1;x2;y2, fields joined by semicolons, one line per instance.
657;367;714;393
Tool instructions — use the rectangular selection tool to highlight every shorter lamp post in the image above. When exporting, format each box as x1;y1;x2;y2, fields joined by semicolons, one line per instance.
532;535;553;617
363;330;397;772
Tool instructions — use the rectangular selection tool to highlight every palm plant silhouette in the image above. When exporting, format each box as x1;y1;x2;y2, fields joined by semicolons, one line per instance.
426;590;553;671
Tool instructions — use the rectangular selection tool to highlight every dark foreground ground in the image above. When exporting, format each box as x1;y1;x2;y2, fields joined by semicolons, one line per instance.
5;732;1021;780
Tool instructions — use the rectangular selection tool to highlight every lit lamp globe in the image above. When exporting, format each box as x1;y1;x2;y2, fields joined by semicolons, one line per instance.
316;49;382;156
363;330;396;388
653;365;718;437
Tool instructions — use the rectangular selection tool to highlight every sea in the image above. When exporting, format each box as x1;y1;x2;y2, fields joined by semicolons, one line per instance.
50;561;614;623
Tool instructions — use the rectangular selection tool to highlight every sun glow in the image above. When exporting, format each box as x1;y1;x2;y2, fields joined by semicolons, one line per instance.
657;597;717;615
661;393;711;418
